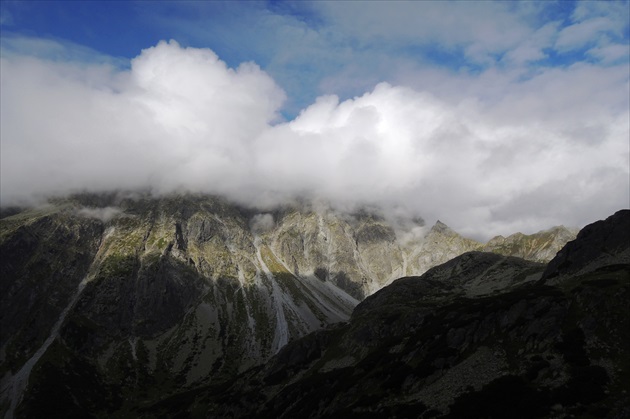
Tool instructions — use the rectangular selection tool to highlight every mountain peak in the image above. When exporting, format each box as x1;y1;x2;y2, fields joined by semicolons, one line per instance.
430;220;451;233
542;209;630;280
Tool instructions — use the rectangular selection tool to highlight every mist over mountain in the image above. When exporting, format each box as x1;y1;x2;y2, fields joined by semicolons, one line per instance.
2;39;628;240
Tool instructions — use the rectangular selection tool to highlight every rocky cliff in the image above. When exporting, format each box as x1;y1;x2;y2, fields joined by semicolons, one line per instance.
0;193;580;417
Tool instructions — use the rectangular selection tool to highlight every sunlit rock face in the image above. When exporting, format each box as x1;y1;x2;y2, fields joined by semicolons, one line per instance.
0;192;579;417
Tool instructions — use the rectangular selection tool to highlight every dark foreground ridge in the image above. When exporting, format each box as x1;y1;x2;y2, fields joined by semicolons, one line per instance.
146;210;630;418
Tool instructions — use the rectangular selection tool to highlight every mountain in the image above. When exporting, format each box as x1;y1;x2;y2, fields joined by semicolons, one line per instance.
0;193;578;417
483;226;580;263
542;209;630;281
149;209;630;418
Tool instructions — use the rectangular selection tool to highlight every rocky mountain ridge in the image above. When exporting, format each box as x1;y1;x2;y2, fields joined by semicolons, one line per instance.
0;193;580;417
149;209;630;418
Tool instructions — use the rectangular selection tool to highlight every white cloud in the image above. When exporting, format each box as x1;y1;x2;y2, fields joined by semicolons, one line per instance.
0;40;284;202
502;22;559;65
0;34;126;66
555;17;621;52
314;1;531;55
571;1;629;25
76;206;122;222
587;43;630;64
129;1;627;121
249;213;275;234
555;1;628;56
1;38;628;240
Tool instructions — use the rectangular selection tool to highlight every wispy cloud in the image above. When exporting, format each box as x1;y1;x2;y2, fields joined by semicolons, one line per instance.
0;9;12;26
0;34;127;67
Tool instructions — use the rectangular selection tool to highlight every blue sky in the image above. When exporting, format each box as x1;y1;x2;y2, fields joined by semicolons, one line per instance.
1;1;629;238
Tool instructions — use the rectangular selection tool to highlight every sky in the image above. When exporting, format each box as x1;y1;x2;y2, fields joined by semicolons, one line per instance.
0;1;629;240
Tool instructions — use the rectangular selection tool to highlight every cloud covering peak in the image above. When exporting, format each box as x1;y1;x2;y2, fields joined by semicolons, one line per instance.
1;39;628;240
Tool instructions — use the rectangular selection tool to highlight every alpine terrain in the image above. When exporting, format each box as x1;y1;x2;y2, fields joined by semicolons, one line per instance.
148;209;630;418
2;192;612;418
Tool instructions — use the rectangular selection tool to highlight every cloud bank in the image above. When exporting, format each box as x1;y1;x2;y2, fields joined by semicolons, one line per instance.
1;40;628;240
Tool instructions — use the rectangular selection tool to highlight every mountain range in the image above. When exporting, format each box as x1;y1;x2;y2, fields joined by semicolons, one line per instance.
2;193;624;418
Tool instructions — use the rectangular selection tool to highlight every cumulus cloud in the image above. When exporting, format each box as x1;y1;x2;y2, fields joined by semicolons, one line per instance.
1;40;284;202
1;39;628;240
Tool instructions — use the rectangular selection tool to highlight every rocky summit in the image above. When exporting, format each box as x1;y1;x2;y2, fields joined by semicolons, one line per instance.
0;192;597;418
